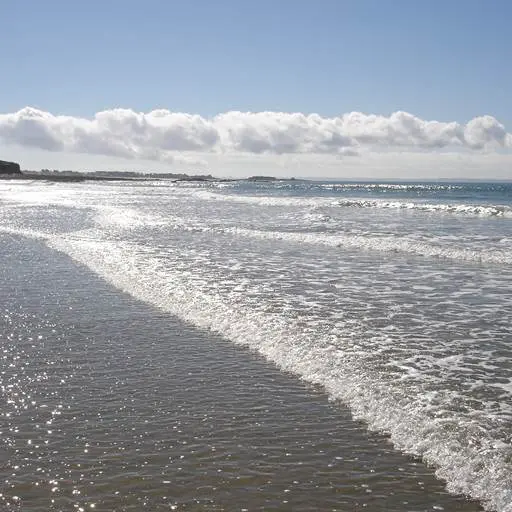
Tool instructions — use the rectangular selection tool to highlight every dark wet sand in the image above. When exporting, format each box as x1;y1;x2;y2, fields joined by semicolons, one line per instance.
0;235;483;511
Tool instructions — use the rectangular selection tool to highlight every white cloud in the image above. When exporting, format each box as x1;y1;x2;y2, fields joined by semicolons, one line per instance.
0;107;511;166
337;111;464;148
463;115;508;149
214;111;355;154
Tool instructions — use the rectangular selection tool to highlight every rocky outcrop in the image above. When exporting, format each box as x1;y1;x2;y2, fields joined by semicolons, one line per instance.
247;175;278;182
0;160;21;175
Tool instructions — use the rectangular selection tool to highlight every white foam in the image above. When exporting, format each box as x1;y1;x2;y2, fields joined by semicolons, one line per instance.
191;189;324;208
221;227;512;266
334;198;512;217
0;225;49;240
188;189;512;218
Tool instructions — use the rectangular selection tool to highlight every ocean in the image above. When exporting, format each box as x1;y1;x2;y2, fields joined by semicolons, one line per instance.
0;178;511;511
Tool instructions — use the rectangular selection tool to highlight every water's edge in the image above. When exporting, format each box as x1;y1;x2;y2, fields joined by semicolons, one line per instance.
0;234;484;511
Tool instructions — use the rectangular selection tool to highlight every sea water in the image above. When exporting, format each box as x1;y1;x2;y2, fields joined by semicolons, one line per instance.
0;178;510;511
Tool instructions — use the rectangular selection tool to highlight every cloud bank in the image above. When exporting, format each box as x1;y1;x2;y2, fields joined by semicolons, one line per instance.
0;107;511;164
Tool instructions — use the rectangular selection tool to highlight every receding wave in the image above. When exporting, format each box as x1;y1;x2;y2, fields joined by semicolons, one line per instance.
319;182;465;191
88;204;512;266
191;189;322;207
0;226;49;239
189;190;512;218
334;199;512;217
218;227;510;266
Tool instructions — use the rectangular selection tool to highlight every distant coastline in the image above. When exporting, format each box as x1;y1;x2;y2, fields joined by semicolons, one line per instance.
0;159;307;184
5;159;507;184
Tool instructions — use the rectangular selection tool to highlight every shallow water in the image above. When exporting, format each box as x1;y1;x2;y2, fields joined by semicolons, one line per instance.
0;178;511;510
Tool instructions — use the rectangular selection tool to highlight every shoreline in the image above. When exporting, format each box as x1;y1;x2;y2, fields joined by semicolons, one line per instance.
0;172;160;183
0;232;484;511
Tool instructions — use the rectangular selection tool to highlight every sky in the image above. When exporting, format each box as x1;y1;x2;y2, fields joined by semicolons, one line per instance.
1;0;511;179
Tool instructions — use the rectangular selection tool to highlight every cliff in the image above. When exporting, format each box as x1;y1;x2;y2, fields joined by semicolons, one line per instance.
0;160;22;175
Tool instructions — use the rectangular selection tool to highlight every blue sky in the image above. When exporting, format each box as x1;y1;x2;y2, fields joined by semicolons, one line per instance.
1;0;511;178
